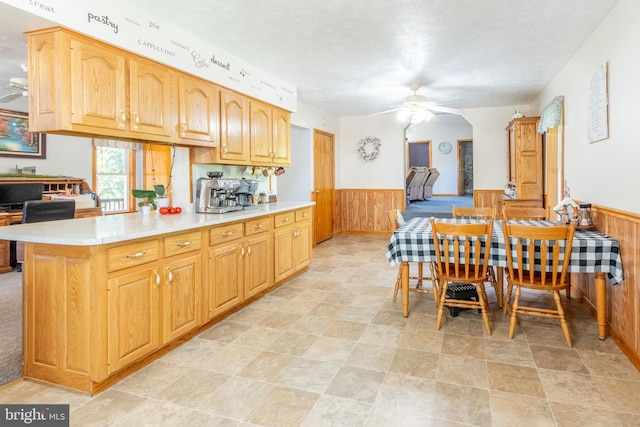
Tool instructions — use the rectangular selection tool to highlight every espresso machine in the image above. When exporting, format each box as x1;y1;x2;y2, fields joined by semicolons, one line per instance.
235;178;260;209
195;172;243;213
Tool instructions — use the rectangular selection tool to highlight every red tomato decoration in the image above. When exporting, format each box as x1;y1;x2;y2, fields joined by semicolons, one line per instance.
169;207;177;214
175;207;182;213
159;207;169;214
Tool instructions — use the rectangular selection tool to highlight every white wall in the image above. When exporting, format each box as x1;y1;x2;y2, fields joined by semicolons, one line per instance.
277;126;312;201
534;0;639;214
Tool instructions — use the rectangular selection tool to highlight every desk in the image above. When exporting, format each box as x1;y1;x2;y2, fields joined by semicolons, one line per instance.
387;218;623;339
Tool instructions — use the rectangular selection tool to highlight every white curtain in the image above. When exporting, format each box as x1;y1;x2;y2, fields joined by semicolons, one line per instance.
538;95;564;134
92;138;142;151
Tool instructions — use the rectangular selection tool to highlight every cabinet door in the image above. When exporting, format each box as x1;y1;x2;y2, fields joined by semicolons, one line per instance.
293;221;311;271
129;58;173;137
272;108;291;166
162;254;202;343
219;88;249;162
208;242;244;318
108;267;160;373
274;226;294;282
178;75;219;144
70;38;127;130
245;232;273;298
249;100;273;164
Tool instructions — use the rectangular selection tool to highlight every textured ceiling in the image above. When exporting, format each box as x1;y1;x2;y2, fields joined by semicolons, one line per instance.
0;1;620;116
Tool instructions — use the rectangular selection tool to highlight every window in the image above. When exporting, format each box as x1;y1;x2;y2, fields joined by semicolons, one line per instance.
94;145;136;214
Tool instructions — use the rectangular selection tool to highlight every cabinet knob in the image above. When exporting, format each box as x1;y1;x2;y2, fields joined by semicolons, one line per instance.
153;269;161;287
247;245;252;255
119;111;127;128
166;267;173;284
180;122;187;137
221;231;234;237
254;224;264;230
176;241;192;247
132;112;140;129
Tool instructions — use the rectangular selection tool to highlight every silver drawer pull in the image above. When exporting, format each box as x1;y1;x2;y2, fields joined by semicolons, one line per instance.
254;224;264;229
176;241;192;247
125;251;146;258
221;231;234;237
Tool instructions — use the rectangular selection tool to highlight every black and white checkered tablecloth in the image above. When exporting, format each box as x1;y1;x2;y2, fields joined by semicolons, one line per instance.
386;218;624;285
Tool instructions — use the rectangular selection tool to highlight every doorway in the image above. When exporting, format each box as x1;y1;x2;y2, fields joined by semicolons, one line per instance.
457;139;473;196
406;140;432;170
313;129;335;244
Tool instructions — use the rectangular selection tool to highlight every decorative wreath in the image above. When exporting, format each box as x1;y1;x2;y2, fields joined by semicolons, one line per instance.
357;136;382;162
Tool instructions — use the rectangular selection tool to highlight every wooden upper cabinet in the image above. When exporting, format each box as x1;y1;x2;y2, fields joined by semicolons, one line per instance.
272;107;291;166
177;75;219;145
250;101;291;166
249;100;273;164
70;38;127;131
219;88;250;163
129;59;173;137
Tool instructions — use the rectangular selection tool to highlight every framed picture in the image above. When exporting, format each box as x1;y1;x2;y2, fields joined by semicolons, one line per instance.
0;109;46;159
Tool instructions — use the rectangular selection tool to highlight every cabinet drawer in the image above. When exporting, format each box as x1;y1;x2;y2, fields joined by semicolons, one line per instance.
209;223;244;246
164;230;202;257
274;211;295;228
295;208;312;222
245;217;272;236
108;239;160;272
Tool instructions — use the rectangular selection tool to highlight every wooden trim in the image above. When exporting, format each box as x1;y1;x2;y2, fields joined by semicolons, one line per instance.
336;189;404;233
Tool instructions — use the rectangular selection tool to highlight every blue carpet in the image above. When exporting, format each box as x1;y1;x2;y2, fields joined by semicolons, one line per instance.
403;195;473;220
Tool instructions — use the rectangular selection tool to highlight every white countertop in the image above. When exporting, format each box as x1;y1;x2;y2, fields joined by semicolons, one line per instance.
0;201;314;246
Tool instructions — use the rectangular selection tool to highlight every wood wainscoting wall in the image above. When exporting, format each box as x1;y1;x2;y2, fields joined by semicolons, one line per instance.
335;189;405;234
476;189;640;369
573;205;640;369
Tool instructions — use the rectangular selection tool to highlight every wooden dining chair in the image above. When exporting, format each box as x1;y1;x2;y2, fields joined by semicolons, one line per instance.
387;209;438;305
502;222;576;346
451;205;500;306
430;217;494;335
501;205;550;221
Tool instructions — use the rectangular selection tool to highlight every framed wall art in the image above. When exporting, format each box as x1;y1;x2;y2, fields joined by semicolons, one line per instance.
0;109;47;159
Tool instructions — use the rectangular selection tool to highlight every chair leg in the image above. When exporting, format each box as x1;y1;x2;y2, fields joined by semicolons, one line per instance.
554;290;573;347
503;283;514;315
416;262;424;289
392;267;401;302
435;281;448;330
508;287;521;339
476;283;492;335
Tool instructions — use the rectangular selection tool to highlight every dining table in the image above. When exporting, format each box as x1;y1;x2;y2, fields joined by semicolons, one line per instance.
386;217;624;340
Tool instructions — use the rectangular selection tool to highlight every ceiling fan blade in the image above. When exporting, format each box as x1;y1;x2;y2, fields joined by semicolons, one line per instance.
423;104;464;115
0;92;23;103
370;107;404;116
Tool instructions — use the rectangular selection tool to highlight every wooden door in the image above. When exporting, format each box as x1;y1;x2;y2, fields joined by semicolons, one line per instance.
178;75;218;144
274;225;294;282
162;254;201;343
70;38;126;130
313;130;335;244
272;108;291;165
129;58;173;137
244;233;273;298
219;88;249;162
208;242;244;318
249;100;273;164
108;267;160;373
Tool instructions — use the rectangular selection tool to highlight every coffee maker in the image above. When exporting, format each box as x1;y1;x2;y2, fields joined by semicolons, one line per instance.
195;172;243;213
235;178;260;209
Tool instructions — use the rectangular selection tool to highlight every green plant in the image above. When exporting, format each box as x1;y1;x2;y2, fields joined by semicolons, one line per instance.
131;184;166;209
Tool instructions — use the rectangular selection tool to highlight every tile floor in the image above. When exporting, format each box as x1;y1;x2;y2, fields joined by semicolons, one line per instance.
1;234;639;426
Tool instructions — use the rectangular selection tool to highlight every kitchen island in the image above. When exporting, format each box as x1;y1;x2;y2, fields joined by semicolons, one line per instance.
0;202;314;394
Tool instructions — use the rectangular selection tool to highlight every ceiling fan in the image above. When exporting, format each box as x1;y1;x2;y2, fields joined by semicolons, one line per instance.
0;77;29;103
373;83;464;124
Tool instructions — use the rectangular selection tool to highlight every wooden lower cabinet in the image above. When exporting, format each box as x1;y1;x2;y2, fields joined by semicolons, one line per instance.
274;208;312;282
21;209;311;394
207;217;273;319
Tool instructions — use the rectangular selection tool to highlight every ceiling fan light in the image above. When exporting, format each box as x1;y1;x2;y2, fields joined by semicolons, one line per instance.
396;109;412;122
411;108;434;124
